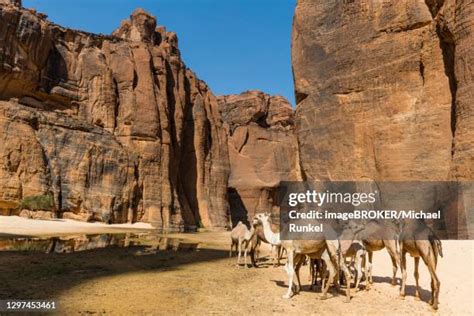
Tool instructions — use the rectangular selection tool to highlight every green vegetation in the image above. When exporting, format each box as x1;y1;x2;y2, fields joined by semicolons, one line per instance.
19;194;54;211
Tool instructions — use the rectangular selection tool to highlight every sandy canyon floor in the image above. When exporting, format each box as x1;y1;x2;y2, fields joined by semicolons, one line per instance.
0;219;473;315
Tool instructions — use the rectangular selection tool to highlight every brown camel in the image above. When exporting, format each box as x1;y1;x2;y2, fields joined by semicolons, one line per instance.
399;219;443;310
286;243;343;300
354;220;401;288
276;223;351;301
339;239;368;291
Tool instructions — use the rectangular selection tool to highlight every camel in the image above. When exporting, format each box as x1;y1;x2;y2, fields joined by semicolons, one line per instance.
255;213;351;302
339;240;367;291
352;220;401;288
399;219;443;310
230;221;255;268
249;215;284;267
255;212;281;246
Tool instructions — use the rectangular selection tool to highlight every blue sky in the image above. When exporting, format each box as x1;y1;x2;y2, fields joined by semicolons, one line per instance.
23;0;296;105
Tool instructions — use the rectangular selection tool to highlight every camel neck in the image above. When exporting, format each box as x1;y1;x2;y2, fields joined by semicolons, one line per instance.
262;218;281;245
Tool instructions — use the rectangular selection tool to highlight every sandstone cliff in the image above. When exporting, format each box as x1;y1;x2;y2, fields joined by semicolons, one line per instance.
218;91;299;224
0;1;230;231
292;0;473;236
293;0;473;181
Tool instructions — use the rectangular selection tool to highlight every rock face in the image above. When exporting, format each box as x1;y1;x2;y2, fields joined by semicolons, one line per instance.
292;0;474;237
0;5;230;231
292;0;473;181
218;91;299;224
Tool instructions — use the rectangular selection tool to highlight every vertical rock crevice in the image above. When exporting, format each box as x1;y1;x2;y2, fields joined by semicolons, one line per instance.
439;37;457;140
424;0;457;144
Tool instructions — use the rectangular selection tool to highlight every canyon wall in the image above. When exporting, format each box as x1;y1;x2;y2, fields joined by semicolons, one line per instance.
292;0;473;236
218;91;299;224
0;1;230;231
292;0;473;181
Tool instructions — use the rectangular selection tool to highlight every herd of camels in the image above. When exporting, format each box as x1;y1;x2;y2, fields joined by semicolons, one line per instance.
230;213;443;310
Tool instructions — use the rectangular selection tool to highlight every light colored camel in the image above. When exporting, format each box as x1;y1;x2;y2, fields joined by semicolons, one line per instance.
250;215;284;267
340;240;367;291
255;213;351;302
230;221;255;268
399;219;443;310
255;212;281;246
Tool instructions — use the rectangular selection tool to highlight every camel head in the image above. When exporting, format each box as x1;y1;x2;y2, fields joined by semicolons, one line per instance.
251;216;261;226
255;212;270;224
340;220;366;241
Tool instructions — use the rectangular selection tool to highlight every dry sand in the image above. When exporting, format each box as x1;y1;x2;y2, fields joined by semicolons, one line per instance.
0;216;152;237
0;221;473;315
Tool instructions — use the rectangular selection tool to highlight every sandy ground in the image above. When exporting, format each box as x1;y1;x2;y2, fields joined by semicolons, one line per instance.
0;226;473;315
0;216;152;237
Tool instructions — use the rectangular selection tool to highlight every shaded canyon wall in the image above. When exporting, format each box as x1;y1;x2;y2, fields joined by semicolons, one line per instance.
218;91;300;225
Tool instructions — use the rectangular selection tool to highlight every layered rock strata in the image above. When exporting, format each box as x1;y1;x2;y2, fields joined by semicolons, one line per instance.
218;91;300;224
0;1;230;231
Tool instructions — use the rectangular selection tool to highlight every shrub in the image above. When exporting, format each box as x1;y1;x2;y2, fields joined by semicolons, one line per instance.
20;195;54;211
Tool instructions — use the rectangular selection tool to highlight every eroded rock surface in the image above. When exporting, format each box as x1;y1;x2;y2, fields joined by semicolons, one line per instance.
0;5;230;231
293;0;473;181
218;91;299;223
292;0;474;237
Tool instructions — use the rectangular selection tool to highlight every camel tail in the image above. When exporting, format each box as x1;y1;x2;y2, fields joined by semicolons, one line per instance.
395;233;400;255
430;236;443;259
436;238;443;258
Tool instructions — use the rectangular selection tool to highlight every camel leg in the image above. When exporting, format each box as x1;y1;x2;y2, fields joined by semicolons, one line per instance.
294;254;304;293
250;243;256;267
255;240;261;262
340;258;352;303
321;253;335;300
386;241;399;286
414;256;421;300
237;240;242;267
423;252;440;310
310;259;316;290
367;251;373;284
363;252;370;290
251;239;261;268
229;242;234;258
321;261;328;293
283;250;295;299
354;251;363;291
389;254;398;286
400;249;407;298
243;241;250;268
275;246;282;267
272;246;277;267
256;240;261;262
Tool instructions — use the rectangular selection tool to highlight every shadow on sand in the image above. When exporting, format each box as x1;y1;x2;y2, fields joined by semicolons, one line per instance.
267;273;432;303
0;242;229;301
372;276;432;303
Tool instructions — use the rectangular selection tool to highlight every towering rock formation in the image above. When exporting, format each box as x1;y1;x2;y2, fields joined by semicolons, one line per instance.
0;2;230;231
218;91;299;224
292;0;472;181
292;0;474;237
